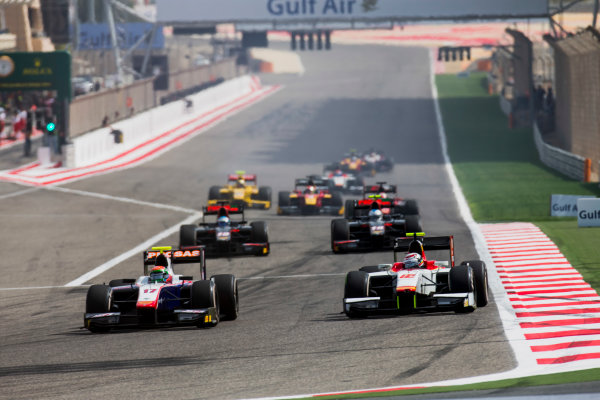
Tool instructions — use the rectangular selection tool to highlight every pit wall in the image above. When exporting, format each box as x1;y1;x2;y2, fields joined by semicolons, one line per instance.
68;75;258;168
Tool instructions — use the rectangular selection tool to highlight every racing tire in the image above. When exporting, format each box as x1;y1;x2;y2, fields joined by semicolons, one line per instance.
208;186;222;200
250;221;269;256
191;280;219;327
331;192;343;215
331;218;349;253
258;186;272;209
86;285;112;333
179;224;197;247
211;274;239;321
278;191;291;208
461;260;489;307
404;215;422;235
449;264;476;313
109;279;135;287
344;271;370;318
359;265;382;273
403;200;419;216
344;199;355;219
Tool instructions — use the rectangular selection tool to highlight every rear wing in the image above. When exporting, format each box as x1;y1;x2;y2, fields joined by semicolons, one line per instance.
393;233;454;266
143;246;207;280
228;173;256;182
356;198;393;208
364;182;397;196
203;203;244;215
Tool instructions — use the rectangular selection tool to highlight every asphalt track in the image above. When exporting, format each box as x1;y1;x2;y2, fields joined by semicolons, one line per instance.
0;44;516;400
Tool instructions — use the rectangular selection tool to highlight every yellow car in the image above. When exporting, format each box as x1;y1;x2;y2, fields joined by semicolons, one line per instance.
208;172;272;209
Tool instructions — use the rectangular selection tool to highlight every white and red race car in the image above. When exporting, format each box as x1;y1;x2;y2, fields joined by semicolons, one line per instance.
343;233;489;317
84;246;238;332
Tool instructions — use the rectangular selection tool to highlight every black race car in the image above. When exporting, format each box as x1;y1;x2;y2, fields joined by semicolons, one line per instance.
331;202;422;253
180;203;269;257
84;246;239;332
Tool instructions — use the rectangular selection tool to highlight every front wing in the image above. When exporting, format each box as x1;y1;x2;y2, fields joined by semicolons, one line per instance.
84;307;219;330
343;292;475;315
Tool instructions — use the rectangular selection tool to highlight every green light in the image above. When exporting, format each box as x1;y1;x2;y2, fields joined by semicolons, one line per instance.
46;122;56;132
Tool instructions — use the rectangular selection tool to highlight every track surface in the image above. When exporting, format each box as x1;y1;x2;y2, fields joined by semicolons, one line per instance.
0;45;515;400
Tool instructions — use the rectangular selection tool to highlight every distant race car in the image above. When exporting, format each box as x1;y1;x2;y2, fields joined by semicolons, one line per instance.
84;246;239;332
324;151;375;177
208;171;272;209
362;149;394;172
180;203;269;257
278;177;344;216
344;182;419;218
331;201;422;253
343;233;489;317
324;169;364;194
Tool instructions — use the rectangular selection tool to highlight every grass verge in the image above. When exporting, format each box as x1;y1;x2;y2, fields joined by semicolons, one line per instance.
436;72;600;292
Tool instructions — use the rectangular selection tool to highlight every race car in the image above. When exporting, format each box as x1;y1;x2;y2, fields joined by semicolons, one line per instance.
362;149;394;172
343;233;489;317
84;246;239;332
324;150;375;177
344;182;419;218
180;203;269;257
278;177;344;216
208;171;272;209
331;202;422;253
324;169;364;194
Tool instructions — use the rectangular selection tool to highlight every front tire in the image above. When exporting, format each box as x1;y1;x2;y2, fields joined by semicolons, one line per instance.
211;274;239;321
462;260;488;307
344;271;370;318
191;280;219;327
344;199;355;219
86;285;112;333
331;218;349;253
208;186;222;200
250;221;269;255
449;264;476;313
258;186;272;208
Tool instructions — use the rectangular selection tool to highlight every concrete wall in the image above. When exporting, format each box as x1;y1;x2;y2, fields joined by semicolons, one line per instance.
534;121;586;181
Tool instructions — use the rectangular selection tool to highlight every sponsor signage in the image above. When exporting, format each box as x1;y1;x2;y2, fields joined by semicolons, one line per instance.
157;0;548;23
78;23;164;50
0;52;71;99
577;198;600;227
550;194;595;217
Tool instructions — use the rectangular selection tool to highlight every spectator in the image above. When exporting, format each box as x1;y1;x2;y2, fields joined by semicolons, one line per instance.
12;107;27;140
0;106;5;142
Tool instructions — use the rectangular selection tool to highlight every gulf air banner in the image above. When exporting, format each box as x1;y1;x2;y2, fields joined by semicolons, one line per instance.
157;0;548;23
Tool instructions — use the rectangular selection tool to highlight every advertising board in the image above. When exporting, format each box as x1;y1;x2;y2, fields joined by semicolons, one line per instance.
577;198;600;227
78;23;165;50
550;194;596;217
157;0;548;23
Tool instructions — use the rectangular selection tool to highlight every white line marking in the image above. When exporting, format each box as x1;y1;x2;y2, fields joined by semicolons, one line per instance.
47;186;198;214
240;273;345;280
0;187;39;200
0;285;90;291
64;212;202;286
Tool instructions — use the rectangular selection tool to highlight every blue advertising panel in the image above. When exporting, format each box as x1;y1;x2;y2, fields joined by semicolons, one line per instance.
78;23;164;50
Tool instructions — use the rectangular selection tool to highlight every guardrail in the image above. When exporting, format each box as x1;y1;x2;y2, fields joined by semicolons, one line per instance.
534;121;587;181
69;58;241;138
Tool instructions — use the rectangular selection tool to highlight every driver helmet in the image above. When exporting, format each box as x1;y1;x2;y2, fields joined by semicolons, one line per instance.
217;215;230;228
236;177;245;187
149;266;170;283
368;208;383;221
403;253;424;269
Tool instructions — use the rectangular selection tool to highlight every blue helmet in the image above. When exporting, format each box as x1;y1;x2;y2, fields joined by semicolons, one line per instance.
217;216;230;228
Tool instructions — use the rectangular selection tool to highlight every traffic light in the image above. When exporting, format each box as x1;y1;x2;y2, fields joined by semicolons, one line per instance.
46;122;56;133
437;46;471;62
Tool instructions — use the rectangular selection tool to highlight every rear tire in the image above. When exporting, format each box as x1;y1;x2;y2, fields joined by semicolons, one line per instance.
404;199;419;215
462;260;488;307
109;279;135;287
404;215;422;234
449;264;476;313
331;219;349;253
211;274;239;320
344;271;370;318
332;191;343;207
180;224;197;247
208;186;222;200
